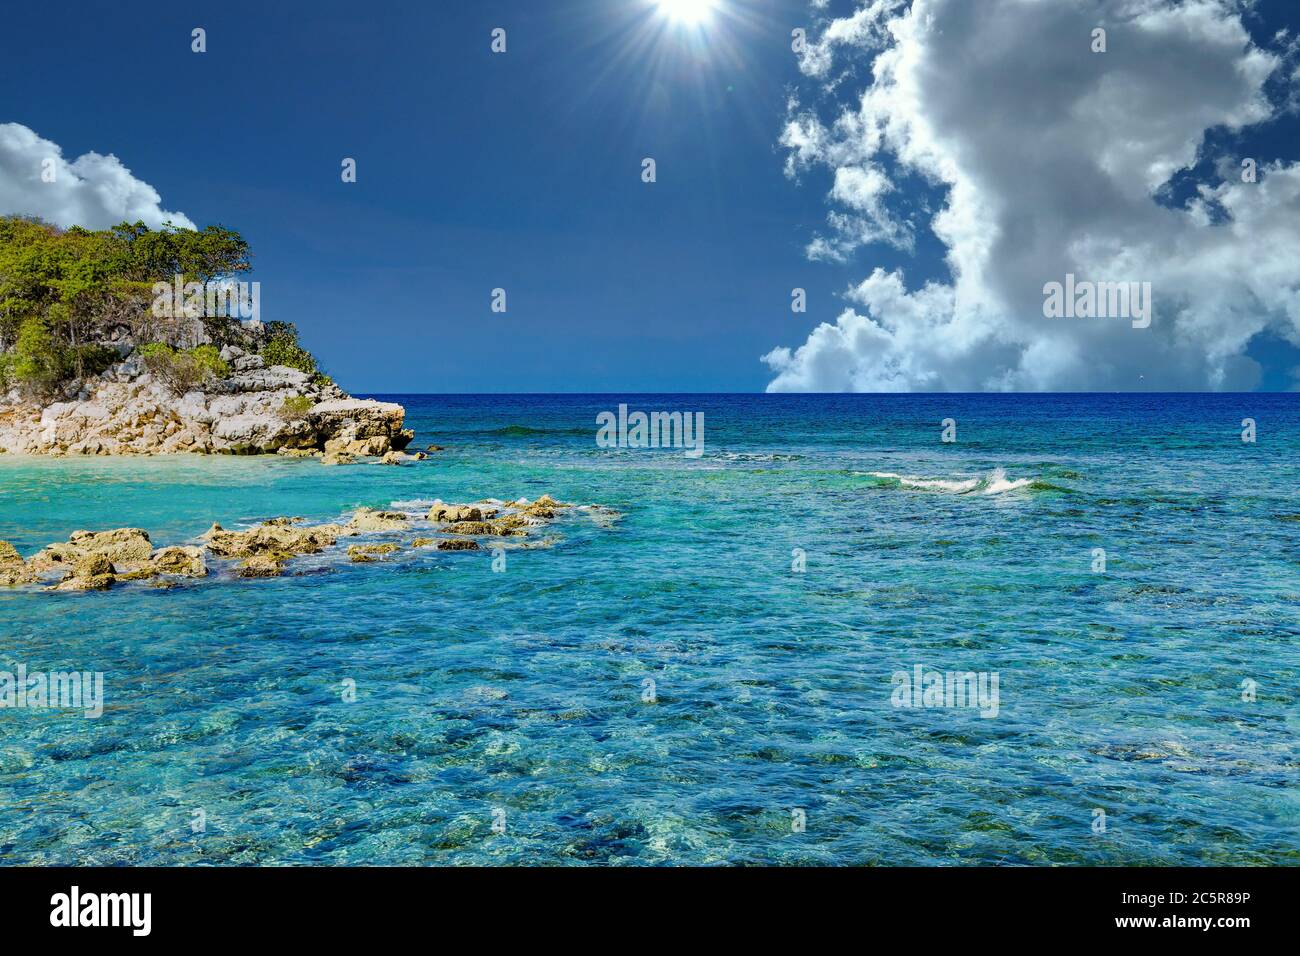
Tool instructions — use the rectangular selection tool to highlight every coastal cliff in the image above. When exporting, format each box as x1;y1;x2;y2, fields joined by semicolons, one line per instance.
0;215;409;459
0;343;410;458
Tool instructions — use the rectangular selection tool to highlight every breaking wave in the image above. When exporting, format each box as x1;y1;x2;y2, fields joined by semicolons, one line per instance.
859;467;1044;495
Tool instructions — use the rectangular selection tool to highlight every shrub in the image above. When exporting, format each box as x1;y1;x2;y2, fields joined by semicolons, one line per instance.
277;394;314;421
261;336;317;375
12;317;64;397
188;344;228;379
259;323;319;376
139;342;230;394
64;343;119;381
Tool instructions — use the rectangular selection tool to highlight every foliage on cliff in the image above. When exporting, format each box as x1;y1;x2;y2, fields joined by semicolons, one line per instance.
0;216;294;398
138;343;230;394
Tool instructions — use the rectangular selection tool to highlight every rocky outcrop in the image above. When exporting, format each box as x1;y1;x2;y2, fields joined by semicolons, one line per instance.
237;554;289;578
0;347;409;459
198;518;360;578
16;529;211;589
313;399;411;454
149;546;207;577
427;504;491;523
348;543;401;562
0;540;38;587
434;539;479;551
52;553;116;591
513;494;570;519
426;496;578;538
347;508;408;532
67;528;154;564
1;495;616;589
201;520;351;557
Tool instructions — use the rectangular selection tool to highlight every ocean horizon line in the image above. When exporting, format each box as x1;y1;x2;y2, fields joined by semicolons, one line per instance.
354;390;1300;398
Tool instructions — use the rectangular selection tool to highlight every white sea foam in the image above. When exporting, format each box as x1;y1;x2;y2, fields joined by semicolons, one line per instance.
716;452;804;462
389;498;442;510
981;468;1034;494
862;467;1033;495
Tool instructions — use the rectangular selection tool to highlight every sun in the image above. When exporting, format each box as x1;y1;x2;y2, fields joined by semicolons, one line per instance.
656;0;719;25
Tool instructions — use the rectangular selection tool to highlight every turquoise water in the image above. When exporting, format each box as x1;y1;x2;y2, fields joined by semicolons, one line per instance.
1;394;1297;865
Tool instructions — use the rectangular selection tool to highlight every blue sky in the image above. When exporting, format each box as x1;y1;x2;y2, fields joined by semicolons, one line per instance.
2;0;863;392
2;0;1299;392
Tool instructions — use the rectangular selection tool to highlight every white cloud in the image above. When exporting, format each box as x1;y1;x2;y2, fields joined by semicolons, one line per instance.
0;123;194;231
795;0;906;79
765;0;1300;391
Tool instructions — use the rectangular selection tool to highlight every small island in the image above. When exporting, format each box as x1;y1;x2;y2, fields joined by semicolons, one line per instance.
0;216;409;462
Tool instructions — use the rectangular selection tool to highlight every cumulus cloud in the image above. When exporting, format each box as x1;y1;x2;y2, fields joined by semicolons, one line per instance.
765;0;1300;391
0;123;194;231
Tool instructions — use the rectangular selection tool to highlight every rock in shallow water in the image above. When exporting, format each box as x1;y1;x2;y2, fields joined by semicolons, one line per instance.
50;553;116;591
428;504;485;522
202;521;345;557
150;546;207;577
5;493;608;590
435;539;479;551
237;554;290;578
66;528;153;565
348;543;401;562
0;540;38;587
347;508;408;532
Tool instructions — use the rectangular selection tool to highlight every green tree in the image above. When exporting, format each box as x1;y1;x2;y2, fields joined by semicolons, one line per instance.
0;216;280;396
11;316;64;396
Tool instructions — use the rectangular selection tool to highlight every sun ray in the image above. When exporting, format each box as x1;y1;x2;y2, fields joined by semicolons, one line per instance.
656;0;719;26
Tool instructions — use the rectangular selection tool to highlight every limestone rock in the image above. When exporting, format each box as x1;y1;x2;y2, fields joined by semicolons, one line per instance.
491;514;530;535
0;540;37;587
309;399;406;455
441;521;494;536
0;356;406;458
412;535;478;550
310;523;356;541
436;539;480;551
202;521;340;558
512;495;573;520
50;553;116;591
151;546;207;577
347;508;408;532
67;528;153;565
7;493;612;594
428;504;484;523
348;543;401;562
237;554;288;578
442;518;526;537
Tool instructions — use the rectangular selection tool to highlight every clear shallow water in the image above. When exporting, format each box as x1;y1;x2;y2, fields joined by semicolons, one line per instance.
1;393;1297;866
